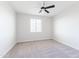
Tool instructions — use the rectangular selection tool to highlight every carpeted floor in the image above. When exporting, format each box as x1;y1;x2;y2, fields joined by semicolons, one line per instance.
4;39;79;58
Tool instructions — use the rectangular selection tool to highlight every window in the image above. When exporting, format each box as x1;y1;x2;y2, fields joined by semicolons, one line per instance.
30;19;42;32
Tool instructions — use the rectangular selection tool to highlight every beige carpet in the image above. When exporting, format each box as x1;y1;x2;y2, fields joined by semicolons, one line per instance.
4;39;79;58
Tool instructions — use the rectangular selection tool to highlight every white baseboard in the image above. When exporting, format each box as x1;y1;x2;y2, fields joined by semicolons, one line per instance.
17;38;52;43
1;42;16;58
52;38;79;51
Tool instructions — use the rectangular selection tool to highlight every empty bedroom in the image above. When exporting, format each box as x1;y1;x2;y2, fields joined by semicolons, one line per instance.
0;0;79;58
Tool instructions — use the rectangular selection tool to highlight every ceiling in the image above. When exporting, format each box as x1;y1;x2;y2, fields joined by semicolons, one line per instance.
8;1;77;17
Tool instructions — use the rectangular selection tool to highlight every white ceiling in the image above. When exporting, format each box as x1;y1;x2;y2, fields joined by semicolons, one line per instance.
8;1;77;17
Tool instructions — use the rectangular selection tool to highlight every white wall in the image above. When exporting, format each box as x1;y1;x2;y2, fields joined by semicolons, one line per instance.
53;2;79;50
16;13;52;42
0;2;16;57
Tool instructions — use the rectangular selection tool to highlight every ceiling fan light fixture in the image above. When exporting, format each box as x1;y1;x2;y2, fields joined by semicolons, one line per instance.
39;1;55;14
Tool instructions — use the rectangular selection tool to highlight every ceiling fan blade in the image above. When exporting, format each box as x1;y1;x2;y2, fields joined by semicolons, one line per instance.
39;9;42;13
44;9;49;13
45;5;55;9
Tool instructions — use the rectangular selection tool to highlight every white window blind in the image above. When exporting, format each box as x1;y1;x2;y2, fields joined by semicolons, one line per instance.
30;19;42;32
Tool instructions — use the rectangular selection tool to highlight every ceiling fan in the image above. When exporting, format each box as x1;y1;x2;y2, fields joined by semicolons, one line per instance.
39;1;55;13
